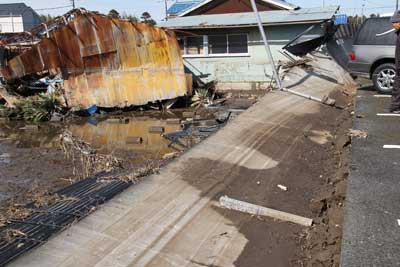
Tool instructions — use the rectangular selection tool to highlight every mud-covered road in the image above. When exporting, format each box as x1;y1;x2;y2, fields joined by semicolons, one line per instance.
9;55;356;267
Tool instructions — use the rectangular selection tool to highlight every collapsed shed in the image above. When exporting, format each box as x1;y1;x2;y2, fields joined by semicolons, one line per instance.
0;9;188;108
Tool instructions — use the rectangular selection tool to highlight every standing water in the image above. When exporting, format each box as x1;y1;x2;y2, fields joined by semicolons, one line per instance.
0;111;184;205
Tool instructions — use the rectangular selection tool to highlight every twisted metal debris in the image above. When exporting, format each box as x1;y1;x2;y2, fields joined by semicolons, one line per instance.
0;9;187;108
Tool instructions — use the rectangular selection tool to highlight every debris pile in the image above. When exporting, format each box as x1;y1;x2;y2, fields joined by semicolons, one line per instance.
0;8;187;115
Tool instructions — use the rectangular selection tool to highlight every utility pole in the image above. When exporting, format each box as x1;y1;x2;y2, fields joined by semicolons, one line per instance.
322;0;325;8
164;0;168;21
71;0;75;9
361;0;366;17
397;0;399;10
249;0;282;90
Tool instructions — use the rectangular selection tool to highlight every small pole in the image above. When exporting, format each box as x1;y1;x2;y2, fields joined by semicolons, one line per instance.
361;0;365;17
71;0;75;9
165;0;168;21
249;0;283;90
10;12;14;32
397;0;399;10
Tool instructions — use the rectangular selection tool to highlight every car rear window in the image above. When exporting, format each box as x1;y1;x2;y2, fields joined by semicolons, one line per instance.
354;17;396;45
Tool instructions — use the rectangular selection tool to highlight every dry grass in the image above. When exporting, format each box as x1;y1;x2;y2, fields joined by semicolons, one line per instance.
1;229;27;242
59;130;123;179
0;184;80;229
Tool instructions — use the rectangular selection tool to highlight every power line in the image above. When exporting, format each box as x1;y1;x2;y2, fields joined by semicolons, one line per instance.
34;5;72;11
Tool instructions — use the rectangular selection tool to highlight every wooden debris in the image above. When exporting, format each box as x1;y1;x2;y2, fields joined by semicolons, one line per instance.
348;129;368;139
126;136;143;145
277;184;288;191
219;195;313;227
19;125;39;131
148;126;165;134
162;152;179;159
182;111;195;118
0;86;18;108
166;118;181;125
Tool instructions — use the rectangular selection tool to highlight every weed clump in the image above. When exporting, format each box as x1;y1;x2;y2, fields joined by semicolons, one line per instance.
13;93;61;122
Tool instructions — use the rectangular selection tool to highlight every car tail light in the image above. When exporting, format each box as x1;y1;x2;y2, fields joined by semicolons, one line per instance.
349;52;356;61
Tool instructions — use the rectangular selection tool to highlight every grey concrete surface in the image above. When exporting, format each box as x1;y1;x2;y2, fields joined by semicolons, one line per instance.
8;55;352;267
341;88;400;267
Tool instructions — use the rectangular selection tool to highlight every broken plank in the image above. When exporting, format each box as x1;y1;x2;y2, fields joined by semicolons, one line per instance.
126;137;143;144
383;145;400;149
166;118;181;125
377;113;400;117
148;126;165;134
373;95;391;98
0;86;18;108
219;195;313;227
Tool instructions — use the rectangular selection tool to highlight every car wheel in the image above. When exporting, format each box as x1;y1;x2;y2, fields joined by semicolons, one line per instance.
372;63;396;94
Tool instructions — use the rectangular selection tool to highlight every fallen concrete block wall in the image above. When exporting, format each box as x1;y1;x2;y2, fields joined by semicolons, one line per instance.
0;9;187;108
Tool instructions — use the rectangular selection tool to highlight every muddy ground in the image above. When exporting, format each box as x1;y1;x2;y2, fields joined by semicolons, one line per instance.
178;85;355;267
300;86;354;267
0;110;188;208
0;84;352;266
0;96;256;210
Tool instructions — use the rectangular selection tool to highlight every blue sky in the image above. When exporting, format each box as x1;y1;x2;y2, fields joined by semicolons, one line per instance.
0;0;398;21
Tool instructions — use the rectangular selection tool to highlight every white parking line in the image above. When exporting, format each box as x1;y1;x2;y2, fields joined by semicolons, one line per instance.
377;113;400;117
373;95;391;98
383;145;400;149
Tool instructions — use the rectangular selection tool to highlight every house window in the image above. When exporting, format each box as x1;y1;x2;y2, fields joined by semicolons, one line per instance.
186;36;204;55
181;34;248;57
228;34;248;53
209;35;228;54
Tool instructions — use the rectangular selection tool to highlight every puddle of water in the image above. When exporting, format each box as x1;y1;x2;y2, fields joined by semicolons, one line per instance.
0;117;181;159
69;116;182;163
0;111;188;205
0;113;183;163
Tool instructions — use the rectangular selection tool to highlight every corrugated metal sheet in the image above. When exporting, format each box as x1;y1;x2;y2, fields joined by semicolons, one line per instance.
161;6;338;29
0;11;187;108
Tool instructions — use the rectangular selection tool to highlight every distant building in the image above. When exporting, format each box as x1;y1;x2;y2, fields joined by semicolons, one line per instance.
0;3;42;33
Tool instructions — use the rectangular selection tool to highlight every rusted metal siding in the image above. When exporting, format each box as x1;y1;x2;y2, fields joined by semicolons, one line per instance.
1;12;187;108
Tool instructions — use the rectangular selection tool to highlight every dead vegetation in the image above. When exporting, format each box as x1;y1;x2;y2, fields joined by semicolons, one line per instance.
0;184;79;230
97;161;160;183
1;229;27;242
59;130;123;179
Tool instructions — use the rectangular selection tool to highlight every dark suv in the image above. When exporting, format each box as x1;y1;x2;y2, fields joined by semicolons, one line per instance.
348;17;396;94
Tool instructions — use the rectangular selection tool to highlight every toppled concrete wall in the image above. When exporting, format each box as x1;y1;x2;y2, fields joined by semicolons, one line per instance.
0;10;187;108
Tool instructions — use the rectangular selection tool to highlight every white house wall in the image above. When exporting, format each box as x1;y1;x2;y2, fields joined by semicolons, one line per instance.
181;24;325;90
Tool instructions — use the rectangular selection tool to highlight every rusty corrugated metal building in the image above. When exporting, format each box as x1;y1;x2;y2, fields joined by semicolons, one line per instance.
0;10;187;108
